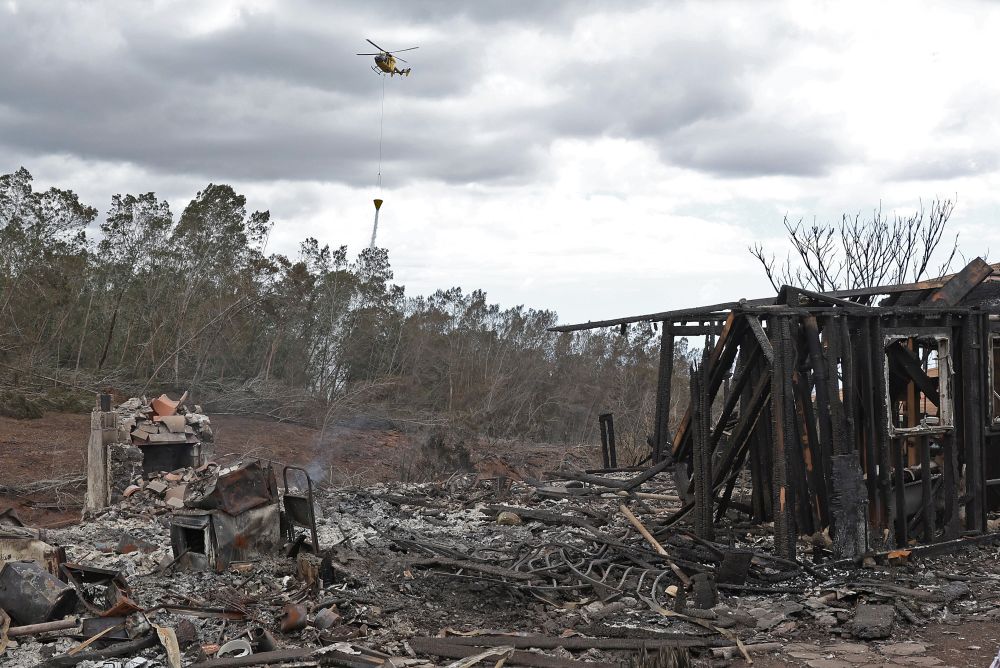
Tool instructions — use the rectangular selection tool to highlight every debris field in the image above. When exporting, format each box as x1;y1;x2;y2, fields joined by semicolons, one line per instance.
3;257;1000;666
6;416;1000;666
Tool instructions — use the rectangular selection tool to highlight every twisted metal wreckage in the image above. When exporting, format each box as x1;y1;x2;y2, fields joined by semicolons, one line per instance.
551;257;1000;560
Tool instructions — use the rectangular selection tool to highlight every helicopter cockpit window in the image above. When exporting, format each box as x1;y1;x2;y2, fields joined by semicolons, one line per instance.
884;333;953;434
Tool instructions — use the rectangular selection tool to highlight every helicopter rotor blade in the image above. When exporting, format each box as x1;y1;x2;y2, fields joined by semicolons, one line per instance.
387;46;419;53
366;38;388;53
394;56;408;63
356;53;380;56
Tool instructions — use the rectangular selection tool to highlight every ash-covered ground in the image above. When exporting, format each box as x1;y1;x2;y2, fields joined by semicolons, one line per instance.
6;468;1000;667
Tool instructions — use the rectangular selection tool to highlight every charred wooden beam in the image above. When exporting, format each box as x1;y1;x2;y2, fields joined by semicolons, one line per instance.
598;413;617;469
673;313;745;459
829;453;867;558
791;364;826;530
872;317;893;550
924;257;993;306
919;434;935;543
672;324;724;336
770;316;797;559
745;314;774;363
691;360;713;540
961;313;986;532
652;324;674;462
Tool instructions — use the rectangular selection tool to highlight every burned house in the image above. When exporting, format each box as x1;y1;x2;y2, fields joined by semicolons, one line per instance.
552;257;1000;558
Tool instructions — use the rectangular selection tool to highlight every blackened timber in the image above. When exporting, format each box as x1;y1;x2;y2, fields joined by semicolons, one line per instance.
713;372;771;519
872;317;893;550
859;317;883;538
830;453;868;558
791;365;826;529
771;316;797;559
924;257;993;306
754;355;776;522
919;434;934;543
824;317;850;457
691;362;714;539
709;345;760;451
599;414;613;469
410;635;727;651
673;313;745;459
672;324;724;336
548;259;996;334
943;425;960;539
826;316;865;555
745;314;774;363
962;313;986;531
941;315;960;539
781;285;868;309
549;303;747;333
803;315;835;506
653;324;674;462
839;316;857;456
787;368;816;534
893;437;908;546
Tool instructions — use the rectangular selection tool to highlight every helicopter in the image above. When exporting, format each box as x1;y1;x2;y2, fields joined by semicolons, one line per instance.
357;38;418;76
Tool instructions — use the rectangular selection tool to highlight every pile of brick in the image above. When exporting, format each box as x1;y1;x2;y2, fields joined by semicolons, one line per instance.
114;393;214;476
117;392;214;447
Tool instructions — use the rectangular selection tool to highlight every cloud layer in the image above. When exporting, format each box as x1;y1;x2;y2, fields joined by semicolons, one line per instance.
3;0;1000;322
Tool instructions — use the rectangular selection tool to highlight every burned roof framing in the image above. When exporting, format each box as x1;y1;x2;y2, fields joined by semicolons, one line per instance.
552;257;1000;558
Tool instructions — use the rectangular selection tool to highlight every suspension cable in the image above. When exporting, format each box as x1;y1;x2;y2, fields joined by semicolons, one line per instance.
377;73;386;191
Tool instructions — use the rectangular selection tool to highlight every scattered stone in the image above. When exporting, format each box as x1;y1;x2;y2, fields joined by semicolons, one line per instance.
788;652;823;661
806;659;853;668
752;601;803;630
496;511;522;525
849;603;895;639
879;642;927;657
146;480;168;495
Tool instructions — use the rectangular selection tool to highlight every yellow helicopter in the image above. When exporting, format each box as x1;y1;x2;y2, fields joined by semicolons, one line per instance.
357;39;418;76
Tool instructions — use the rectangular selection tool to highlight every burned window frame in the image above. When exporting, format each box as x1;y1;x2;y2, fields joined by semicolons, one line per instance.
883;329;954;435
990;328;1000;430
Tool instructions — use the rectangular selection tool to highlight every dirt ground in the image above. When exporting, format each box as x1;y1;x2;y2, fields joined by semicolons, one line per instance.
0;410;589;525
732;618;1000;666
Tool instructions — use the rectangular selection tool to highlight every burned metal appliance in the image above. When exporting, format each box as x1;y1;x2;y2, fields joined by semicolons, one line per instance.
60;563;139;617
0;560;78;625
281;465;319;553
170;460;282;572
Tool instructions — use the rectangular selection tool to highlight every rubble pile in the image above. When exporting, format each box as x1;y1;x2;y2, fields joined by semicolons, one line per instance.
4;459;1000;667
117;394;214;448
115;394;214;475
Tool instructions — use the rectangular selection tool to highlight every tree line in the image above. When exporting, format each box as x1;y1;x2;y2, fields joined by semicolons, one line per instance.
0;168;695;452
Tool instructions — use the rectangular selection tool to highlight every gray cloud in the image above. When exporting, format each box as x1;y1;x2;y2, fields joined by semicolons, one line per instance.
0;1;875;188
663;117;847;178
890;149;999;181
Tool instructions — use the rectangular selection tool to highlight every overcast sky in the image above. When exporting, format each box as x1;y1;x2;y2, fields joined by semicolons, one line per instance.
3;1;1000;325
